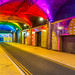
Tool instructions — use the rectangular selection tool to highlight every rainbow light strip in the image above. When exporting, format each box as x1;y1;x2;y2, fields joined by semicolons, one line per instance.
0;22;22;29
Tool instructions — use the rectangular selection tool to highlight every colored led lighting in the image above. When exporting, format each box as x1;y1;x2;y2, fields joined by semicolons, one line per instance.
70;27;72;29
0;25;16;32
47;9;49;14
0;22;21;29
71;21;73;23
73;19;74;20
71;24;72;26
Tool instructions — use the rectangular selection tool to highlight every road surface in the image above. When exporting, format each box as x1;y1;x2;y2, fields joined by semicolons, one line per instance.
0;43;75;75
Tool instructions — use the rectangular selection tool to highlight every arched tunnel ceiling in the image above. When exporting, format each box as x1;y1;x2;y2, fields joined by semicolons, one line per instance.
0;25;16;32
0;21;22;32
0;0;69;28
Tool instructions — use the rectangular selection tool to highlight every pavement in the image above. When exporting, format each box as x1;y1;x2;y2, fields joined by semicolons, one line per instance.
0;42;75;75
5;42;75;69
0;45;24;75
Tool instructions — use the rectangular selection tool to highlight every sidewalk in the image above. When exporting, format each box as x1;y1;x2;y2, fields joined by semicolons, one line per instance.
5;42;75;70
0;45;24;75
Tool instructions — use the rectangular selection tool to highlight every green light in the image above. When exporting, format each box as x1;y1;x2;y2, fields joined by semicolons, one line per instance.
0;22;21;29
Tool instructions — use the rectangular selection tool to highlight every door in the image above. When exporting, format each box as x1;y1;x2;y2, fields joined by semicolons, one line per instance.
62;36;75;53
0;37;3;42
37;32;41;46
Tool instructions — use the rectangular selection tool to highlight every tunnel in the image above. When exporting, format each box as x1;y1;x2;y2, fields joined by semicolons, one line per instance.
0;0;75;51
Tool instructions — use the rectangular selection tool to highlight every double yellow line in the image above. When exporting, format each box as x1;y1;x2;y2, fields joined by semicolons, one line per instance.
0;46;32;75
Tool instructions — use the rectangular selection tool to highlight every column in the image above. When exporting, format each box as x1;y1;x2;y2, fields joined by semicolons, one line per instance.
20;30;22;44
29;28;32;45
15;31;17;43
12;32;15;42
47;20;52;49
24;33;25;44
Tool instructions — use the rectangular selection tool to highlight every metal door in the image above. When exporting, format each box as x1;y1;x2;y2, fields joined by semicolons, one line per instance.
62;36;75;53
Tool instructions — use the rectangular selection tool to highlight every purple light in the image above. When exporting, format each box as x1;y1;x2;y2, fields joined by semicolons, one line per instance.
71;24;72;26
34;28;38;32
0;0;11;5
47;9;49;14
70;30;71;31
70;27;72;29
50;19;53;22
36;0;52;19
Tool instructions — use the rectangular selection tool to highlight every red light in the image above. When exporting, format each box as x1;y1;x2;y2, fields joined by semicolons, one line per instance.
41;26;47;30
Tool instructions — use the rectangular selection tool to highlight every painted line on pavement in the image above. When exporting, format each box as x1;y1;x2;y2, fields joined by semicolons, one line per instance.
0;45;32;75
0;46;25;75
4;43;75;70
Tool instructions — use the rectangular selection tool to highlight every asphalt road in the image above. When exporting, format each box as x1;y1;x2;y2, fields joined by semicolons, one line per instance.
0;43;75;75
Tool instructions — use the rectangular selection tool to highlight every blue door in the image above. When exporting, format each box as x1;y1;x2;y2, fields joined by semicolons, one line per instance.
0;37;3;42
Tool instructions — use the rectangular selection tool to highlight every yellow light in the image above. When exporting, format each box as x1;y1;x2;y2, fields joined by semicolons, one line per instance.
24;24;26;27
32;32;35;34
58;27;64;30
42;30;46;32
16;28;18;30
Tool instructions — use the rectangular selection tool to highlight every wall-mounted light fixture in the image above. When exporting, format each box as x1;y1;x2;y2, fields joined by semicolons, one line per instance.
39;17;44;21
57;26;64;30
24;24;26;27
16;28;18;30
11;31;12;32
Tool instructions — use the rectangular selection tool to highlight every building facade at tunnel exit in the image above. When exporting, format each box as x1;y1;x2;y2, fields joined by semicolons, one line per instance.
0;0;75;54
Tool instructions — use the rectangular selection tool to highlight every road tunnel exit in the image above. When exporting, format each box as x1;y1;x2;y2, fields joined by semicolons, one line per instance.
0;33;12;42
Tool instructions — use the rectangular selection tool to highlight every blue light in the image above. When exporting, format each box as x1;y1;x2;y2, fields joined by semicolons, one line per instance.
0;25;16;32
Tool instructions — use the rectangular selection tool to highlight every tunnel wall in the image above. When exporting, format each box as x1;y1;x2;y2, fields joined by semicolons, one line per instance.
31;25;47;48
52;17;75;51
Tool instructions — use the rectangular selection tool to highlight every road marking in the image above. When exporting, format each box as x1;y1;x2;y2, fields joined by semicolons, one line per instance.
0;46;32;75
3;43;75;71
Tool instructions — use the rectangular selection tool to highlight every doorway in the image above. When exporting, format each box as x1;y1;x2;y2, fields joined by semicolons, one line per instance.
0;37;3;42
37;32;41;46
62;36;75;53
